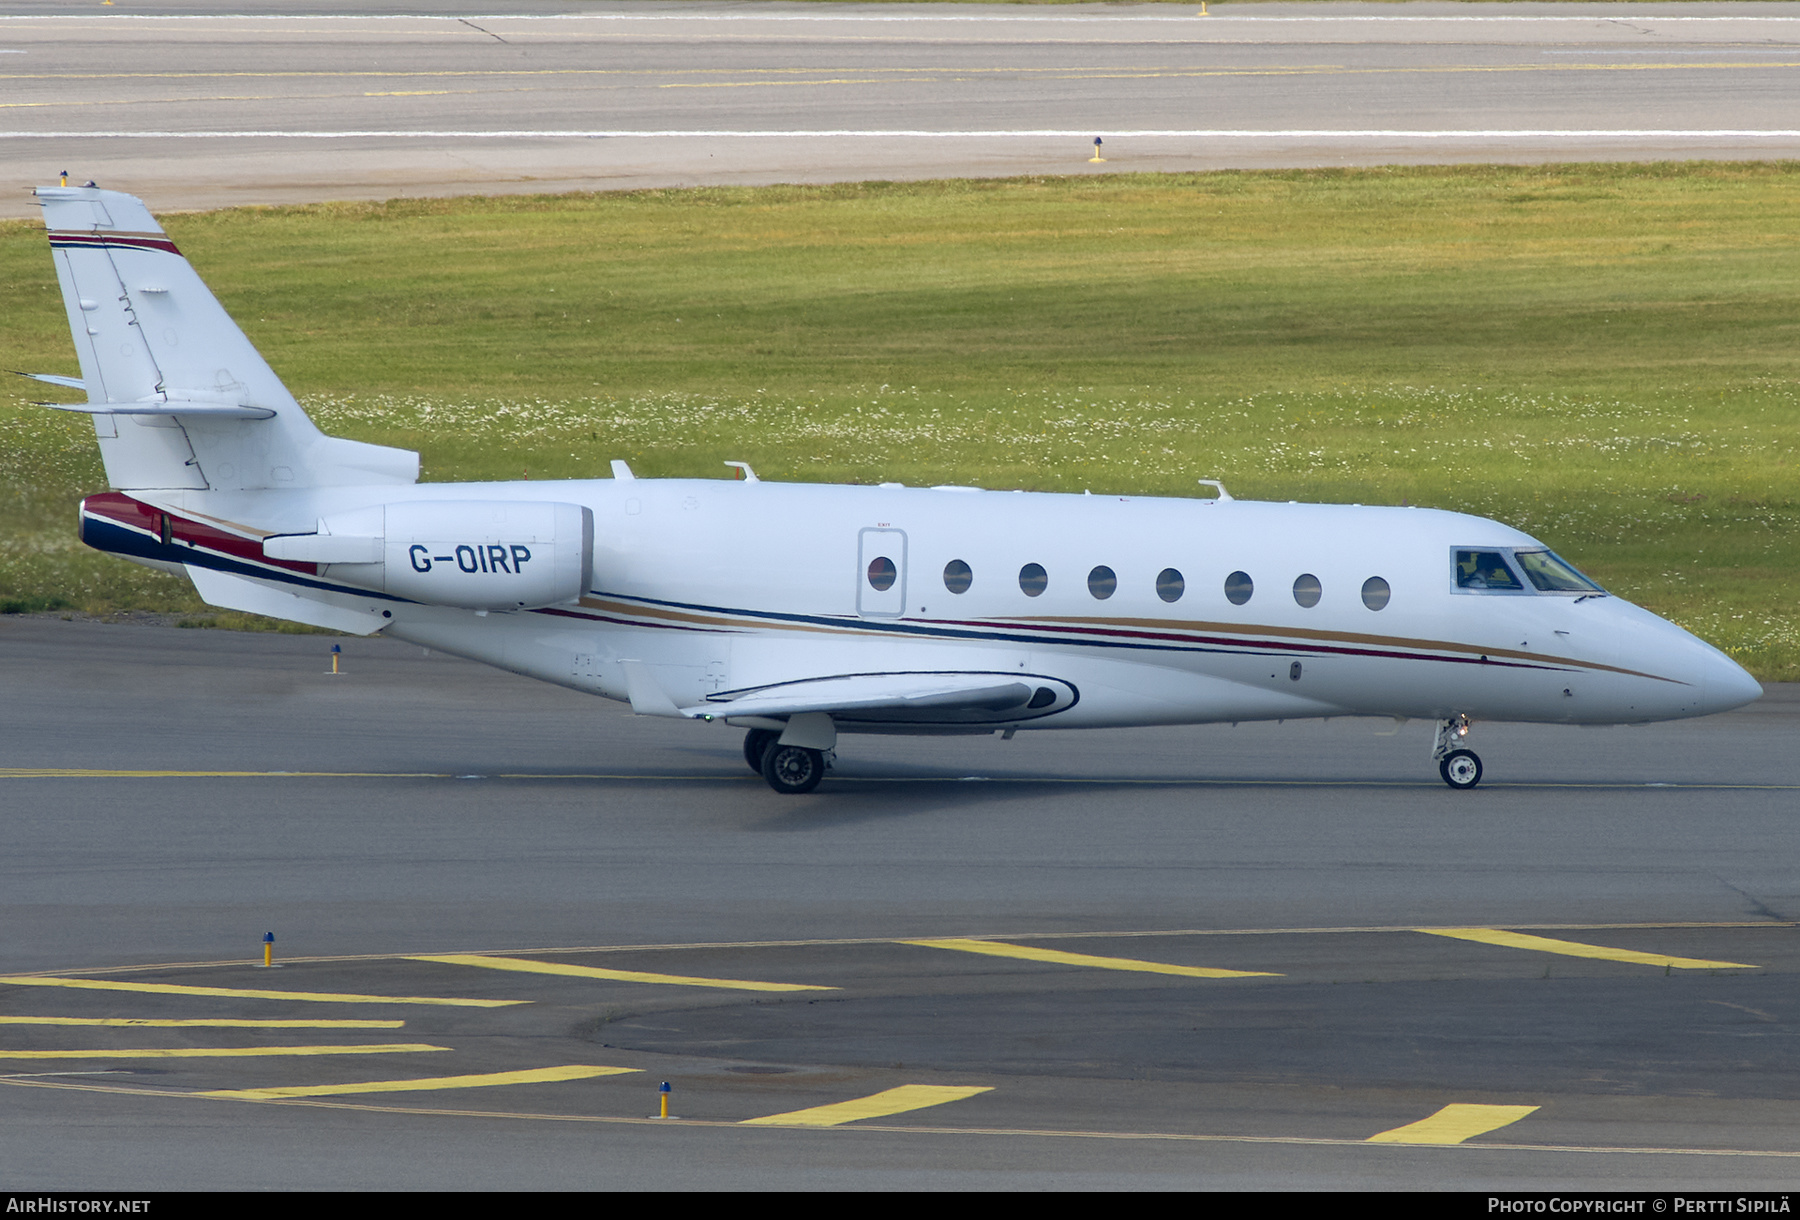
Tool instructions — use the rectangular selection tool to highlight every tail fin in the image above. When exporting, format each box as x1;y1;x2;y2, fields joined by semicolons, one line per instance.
34;185;417;491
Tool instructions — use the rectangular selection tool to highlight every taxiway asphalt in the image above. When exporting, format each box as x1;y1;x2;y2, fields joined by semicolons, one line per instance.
2;617;1797;1189
3;2;1800;216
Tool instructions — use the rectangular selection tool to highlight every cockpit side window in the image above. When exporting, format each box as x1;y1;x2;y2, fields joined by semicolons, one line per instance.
1513;549;1605;594
1454;549;1523;592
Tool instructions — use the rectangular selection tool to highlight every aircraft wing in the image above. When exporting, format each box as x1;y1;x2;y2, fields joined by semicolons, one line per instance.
681;672;1076;725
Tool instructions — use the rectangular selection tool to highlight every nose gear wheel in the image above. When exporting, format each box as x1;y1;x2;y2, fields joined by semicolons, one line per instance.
1439;748;1482;790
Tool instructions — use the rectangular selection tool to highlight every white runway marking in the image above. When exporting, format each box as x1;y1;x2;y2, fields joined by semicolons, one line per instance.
7;129;1800;145
9;130;1800;141
6;13;1800;25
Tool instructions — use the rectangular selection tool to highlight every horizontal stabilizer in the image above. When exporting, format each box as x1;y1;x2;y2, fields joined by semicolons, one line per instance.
14;372;85;390
40;400;275;420
684;671;1077;725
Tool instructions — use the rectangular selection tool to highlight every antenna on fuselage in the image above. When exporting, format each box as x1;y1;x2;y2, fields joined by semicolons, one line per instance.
1196;479;1233;502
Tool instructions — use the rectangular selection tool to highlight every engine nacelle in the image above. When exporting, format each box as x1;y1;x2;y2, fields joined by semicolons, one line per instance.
264;500;593;611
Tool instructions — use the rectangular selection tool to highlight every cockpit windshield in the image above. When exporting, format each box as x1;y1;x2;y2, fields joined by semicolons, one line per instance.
1453;547;1606;595
1513;549;1606;594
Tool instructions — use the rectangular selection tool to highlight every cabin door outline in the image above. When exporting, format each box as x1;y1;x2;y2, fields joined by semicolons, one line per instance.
856;528;908;618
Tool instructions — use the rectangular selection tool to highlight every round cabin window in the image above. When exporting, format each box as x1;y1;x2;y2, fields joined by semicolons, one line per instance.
1224;571;1254;606
1361;576;1391;611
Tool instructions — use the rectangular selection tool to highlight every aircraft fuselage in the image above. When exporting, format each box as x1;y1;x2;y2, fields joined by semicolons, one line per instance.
81;476;1756;734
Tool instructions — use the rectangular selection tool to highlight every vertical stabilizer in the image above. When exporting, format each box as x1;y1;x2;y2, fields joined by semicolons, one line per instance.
35;185;417;491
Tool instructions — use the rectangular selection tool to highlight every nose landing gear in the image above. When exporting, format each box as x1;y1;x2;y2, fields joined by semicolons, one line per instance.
1433;715;1482;790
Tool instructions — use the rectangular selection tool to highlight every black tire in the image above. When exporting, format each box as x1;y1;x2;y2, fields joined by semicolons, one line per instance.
761;743;825;795
1439;749;1483;790
743;729;777;774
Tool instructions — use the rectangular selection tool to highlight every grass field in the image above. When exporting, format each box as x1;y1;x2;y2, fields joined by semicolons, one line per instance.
3;164;1796;676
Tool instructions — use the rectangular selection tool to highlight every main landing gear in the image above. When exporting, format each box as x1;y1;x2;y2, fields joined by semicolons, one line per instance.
1432;714;1483;790
743;728;827;796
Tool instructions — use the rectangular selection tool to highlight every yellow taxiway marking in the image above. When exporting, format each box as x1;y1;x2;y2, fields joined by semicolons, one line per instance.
904;938;1278;979
201;1063;637;1101
0;769;446;778
1368;1104;1541;1145
0;1044;447;1060
36;921;1782;979
1419;928;1758;971
7;61;1799;85
9;1076;1800;1160
0;1017;404;1029
409;954;835;993
741;1085;993;1127
0;976;523;1007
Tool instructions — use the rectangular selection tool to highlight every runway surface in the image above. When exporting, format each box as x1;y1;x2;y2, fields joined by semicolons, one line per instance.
2;616;1797;1189
4;2;1800;216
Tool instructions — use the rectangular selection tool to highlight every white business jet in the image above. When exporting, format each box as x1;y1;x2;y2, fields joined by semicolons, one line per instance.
24;185;1762;793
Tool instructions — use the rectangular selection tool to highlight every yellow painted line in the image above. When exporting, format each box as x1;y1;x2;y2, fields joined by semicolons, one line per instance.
200;1063;637;1101
742;1085;993;1127
1419;928;1758;970
0;1044;447;1060
11;1075;1800;1161
0;769;445;778
5;61;1797;84
903;938;1278;979
1368;1104;1541;1145
0;976;524;1007
660;78;920;90
29;920;1783;980
408;954;834;993
0;1017;403;1029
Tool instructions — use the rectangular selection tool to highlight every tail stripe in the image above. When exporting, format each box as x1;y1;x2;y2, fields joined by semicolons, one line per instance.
80;493;410;604
47;229;182;256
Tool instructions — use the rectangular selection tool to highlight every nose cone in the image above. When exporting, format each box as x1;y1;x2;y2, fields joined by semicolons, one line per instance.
1607;599;1762;720
1701;650;1763;716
